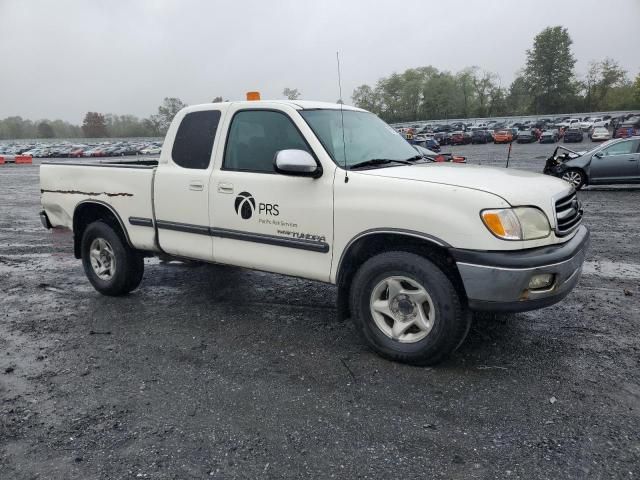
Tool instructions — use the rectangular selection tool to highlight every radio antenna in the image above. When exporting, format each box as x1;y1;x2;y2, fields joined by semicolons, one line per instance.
336;51;348;183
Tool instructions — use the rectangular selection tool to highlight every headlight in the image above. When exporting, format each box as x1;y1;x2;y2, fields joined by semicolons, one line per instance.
481;207;550;240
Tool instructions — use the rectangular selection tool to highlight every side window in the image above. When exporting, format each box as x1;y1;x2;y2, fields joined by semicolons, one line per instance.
601;141;634;157
171;110;221;169
223;110;310;173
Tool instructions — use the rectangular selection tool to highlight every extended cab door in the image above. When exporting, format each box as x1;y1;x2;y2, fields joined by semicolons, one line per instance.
589;139;640;184
153;108;223;259
210;104;335;282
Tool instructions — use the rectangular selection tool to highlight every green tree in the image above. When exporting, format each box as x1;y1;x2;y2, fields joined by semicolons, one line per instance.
2;116;26;138
456;68;476;118
583;61;601;112
82;112;108;138
352;85;380;113
523;26;577;113
283;88;301;100
634;73;640;105
143;115;163;137
156;97;186;134
506;75;532;115
50;119;82;138
421;71;461;120
471;69;498;117
594;58;627;109
37;121;54;138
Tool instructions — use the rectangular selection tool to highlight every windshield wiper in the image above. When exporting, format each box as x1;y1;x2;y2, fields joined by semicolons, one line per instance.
349;158;413;170
404;155;425;162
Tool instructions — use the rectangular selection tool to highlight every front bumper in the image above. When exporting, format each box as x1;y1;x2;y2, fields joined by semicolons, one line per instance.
450;226;590;312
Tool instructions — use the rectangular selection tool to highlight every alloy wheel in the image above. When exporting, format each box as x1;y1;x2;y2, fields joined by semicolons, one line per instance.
369;276;435;343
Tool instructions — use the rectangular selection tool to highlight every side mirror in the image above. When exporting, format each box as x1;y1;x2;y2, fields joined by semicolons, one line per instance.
274;149;322;178
594;152;603;159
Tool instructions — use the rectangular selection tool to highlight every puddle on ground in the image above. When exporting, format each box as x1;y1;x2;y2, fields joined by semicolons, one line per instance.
582;260;640;280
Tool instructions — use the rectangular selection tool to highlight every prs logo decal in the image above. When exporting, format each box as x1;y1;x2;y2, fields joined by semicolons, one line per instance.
234;192;256;219
234;192;280;220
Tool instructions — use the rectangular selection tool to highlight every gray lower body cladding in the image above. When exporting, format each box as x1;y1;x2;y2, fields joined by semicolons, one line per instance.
450;226;590;312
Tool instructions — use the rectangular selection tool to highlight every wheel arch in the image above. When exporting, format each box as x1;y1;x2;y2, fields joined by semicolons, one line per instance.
72;200;132;259
335;230;464;321
563;166;589;186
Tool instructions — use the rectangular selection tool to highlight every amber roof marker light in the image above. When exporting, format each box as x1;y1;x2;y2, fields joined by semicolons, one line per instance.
246;91;261;101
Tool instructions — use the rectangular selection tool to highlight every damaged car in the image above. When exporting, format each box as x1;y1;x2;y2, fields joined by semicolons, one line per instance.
543;138;640;189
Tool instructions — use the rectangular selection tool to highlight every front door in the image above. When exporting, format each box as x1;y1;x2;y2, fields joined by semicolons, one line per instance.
211;106;335;282
590;139;640;183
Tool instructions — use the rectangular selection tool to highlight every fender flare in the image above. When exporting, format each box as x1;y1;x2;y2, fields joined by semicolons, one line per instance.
335;228;451;283
72;200;133;257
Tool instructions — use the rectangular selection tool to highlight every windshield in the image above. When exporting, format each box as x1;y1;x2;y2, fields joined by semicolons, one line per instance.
300;109;418;168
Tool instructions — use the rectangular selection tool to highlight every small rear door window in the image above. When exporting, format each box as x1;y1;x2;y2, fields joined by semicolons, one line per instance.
172;110;221;169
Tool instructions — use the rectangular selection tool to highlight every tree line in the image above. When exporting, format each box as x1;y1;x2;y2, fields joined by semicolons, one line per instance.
3;31;640;140
352;26;640;123
0;97;187;140
0;89;302;140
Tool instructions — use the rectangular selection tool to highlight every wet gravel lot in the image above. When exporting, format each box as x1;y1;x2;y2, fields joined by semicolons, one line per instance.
1;141;639;479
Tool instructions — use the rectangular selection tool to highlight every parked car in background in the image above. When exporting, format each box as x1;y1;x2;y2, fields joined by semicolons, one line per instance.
140;145;162;155
539;130;559;144
544;138;640;189
471;129;489;144
69;147;85;158
581;117;606;131
614;118;640;138
423;137;440;152
563;128;584;143
432;131;448;145
450;131;466;145
557;118;581;129
516;130;537;143
412;145;466;163
493;130;513;144
590;126;611;142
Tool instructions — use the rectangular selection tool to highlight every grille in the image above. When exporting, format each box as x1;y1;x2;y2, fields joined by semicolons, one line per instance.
554;191;583;236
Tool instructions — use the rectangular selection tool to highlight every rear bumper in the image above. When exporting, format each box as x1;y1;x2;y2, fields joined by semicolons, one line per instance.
450;226;590;312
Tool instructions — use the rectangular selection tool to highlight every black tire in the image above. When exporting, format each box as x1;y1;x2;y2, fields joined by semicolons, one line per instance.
349;251;470;366
561;168;586;190
81;221;144;296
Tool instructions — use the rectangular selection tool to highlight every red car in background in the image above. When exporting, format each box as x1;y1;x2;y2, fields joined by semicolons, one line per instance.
68;147;85;158
450;131;471;145
614;119;639;138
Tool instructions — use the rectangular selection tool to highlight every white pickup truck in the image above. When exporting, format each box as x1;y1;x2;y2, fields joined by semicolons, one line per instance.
40;100;589;365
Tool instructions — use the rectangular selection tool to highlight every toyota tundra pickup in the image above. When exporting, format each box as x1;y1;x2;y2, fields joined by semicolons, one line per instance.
40;100;589;365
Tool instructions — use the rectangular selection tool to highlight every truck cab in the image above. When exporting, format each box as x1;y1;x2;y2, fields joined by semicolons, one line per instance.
40;99;589;365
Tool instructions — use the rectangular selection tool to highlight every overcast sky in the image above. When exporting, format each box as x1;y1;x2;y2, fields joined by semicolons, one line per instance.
1;0;639;123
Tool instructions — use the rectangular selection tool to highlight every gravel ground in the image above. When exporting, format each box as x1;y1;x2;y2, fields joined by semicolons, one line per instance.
1;141;639;479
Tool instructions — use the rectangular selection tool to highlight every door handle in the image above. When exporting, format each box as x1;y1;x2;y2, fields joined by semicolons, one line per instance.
217;182;234;194
189;181;204;191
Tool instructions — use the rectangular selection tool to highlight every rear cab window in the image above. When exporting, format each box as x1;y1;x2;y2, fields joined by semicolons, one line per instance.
172;110;221;169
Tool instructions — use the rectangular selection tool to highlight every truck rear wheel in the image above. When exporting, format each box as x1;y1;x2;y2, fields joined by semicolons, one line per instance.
81;221;144;296
350;251;470;365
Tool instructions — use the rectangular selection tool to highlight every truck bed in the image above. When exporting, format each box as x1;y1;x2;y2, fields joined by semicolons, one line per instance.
40;160;158;251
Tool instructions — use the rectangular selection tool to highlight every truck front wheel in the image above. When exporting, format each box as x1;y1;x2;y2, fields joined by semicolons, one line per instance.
350;251;470;365
81;221;144;296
